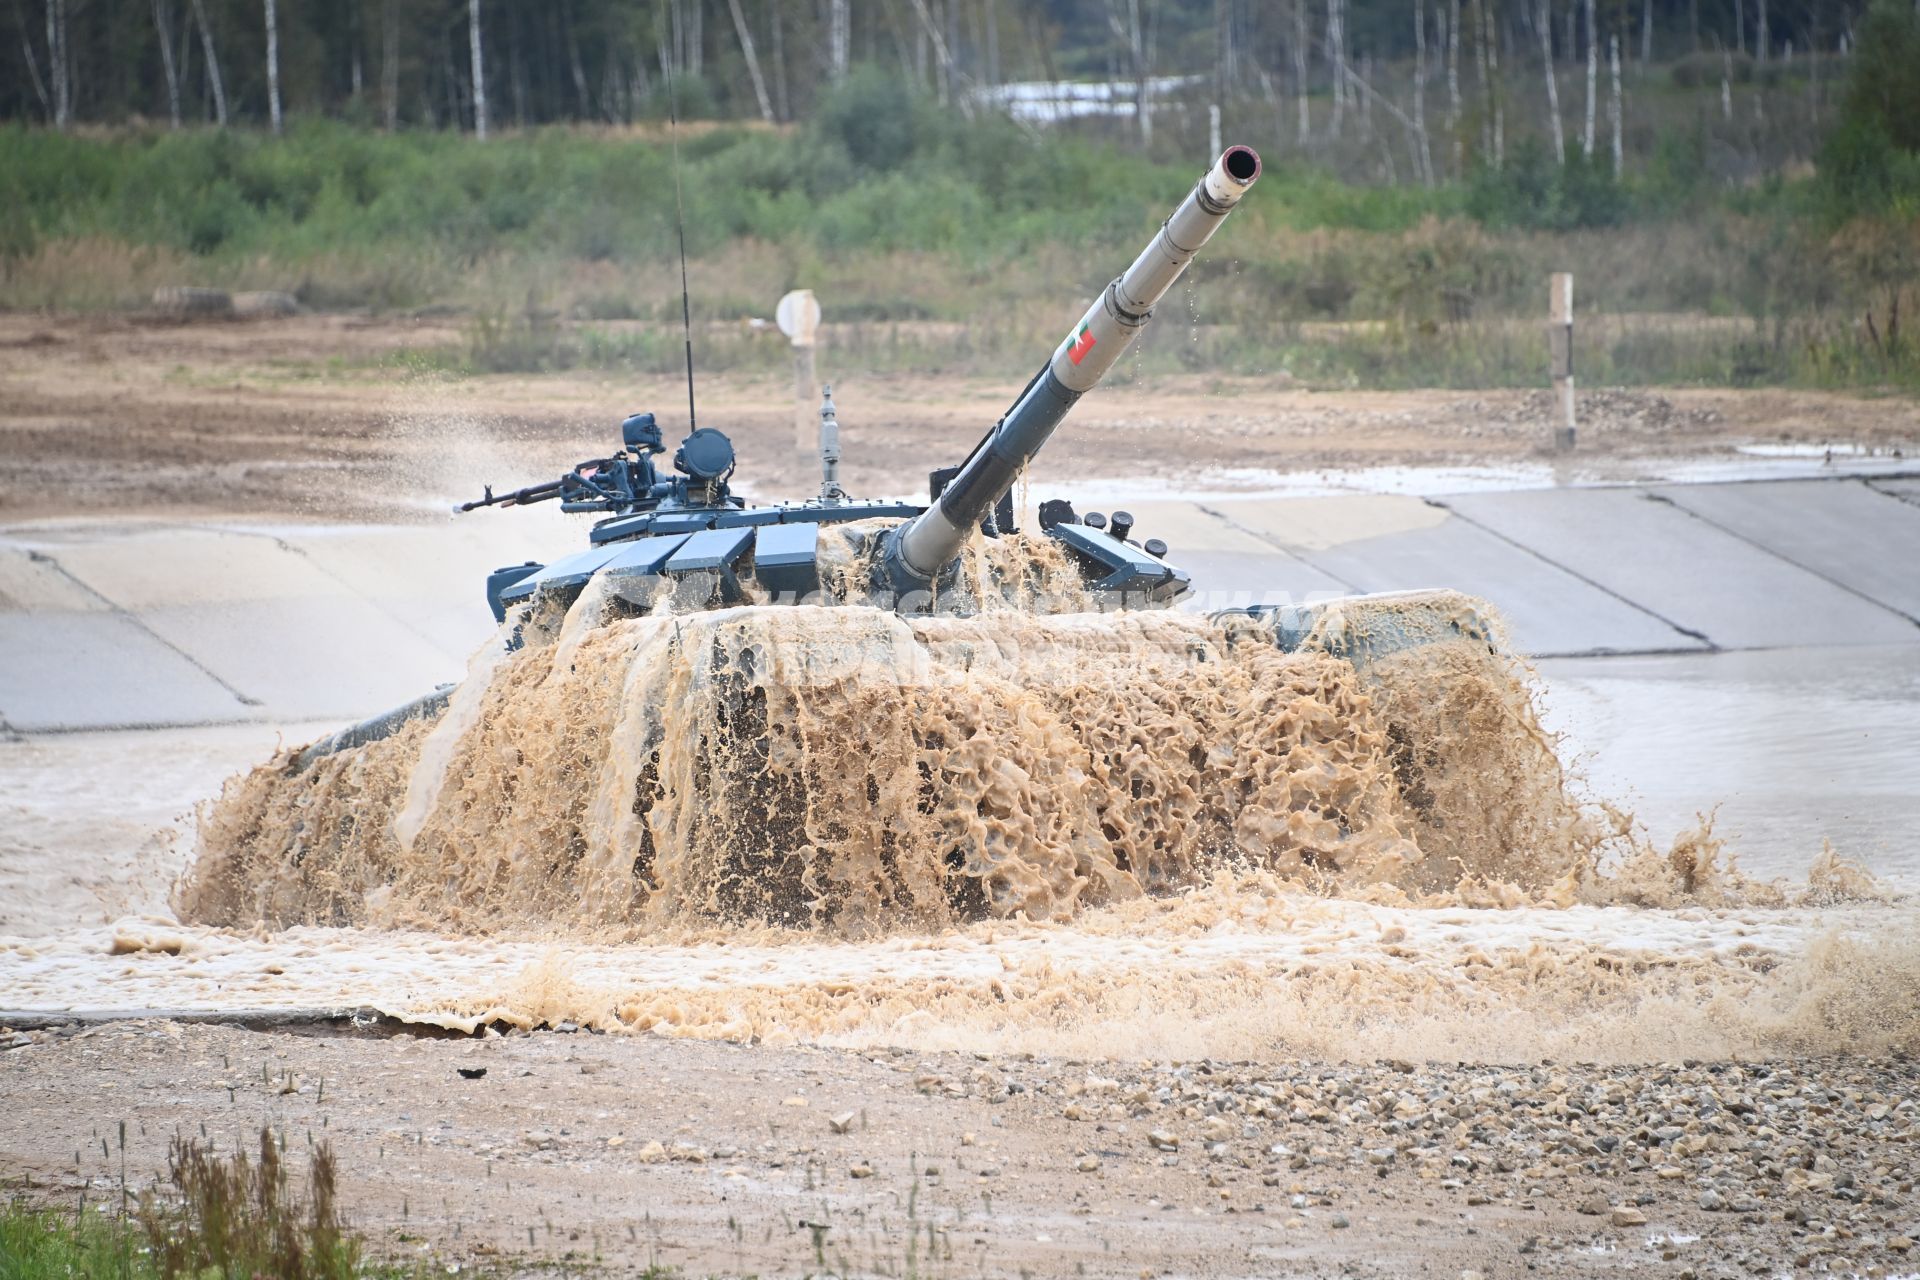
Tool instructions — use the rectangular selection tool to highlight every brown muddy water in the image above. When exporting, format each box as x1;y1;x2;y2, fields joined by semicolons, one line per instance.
2;579;1915;1066
1539;645;1920;885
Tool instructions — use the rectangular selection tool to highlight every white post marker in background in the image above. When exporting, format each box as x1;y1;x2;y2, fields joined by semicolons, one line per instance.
1550;272;1576;452
777;289;823;453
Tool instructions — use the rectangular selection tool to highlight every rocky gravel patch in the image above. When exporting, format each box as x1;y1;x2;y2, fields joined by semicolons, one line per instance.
894;1050;1920;1277
2;1020;1914;1277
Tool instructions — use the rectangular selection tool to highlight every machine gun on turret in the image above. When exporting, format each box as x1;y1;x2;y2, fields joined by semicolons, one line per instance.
456;412;742;518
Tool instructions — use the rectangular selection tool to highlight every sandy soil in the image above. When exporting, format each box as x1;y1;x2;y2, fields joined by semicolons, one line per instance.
2;311;1915;522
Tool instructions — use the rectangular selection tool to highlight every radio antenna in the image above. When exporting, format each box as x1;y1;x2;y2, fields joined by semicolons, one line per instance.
663;23;697;431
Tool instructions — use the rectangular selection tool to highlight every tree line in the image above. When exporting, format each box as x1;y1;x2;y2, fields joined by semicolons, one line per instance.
1;0;1881;146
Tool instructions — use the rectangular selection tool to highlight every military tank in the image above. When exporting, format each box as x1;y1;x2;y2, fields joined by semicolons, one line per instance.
297;144;1496;771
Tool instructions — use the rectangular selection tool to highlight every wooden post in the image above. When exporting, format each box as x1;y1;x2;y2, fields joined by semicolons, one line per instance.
792;344;817;453
1550;272;1576;452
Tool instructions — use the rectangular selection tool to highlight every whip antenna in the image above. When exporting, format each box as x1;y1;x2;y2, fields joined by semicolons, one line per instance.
663;25;697;431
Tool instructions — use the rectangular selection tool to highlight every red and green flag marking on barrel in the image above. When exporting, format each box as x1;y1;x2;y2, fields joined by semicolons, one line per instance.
1066;321;1096;366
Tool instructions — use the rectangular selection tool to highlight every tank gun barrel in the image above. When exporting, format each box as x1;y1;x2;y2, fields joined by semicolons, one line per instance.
887;144;1262;583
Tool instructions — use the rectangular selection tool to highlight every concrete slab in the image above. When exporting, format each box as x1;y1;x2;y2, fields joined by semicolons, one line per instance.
285;522;559;660
0;613;246;731
1054;501;1356;608
0;546;106;613
1293;519;1704;657
1537;644;1920;881
1177;550;1354;610
22;526;470;722
135;598;461;721
1206;494;1451;551
1078;501;1277;554
1444;488;1919;650
1197;494;1698;655
1656;480;1920;625
1867;478;1920;509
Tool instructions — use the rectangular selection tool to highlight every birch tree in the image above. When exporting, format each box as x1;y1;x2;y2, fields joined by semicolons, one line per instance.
1446;0;1461;168
1103;0;1150;147
19;11;50;116
469;0;486;137
1538;0;1563;164
982;0;998;92
1608;32;1622;176
1583;0;1596;156
381;0;398;128
725;0;774;122
190;0;226;125
1414;0;1433;183
153;0;182;127
1293;0;1308;139
47;0;70;128
1327;0;1344;137
908;0;961;107
1486;1;1502;169
769;1;789;118
1472;0;1489;158
828;0;849;83
264;0;282;133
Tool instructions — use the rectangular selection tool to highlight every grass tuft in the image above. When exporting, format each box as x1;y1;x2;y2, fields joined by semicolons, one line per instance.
139;1127;358;1280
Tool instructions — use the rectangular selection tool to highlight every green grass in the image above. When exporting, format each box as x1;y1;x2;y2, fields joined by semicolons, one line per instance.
3;61;1917;394
0;1202;155;1280
3;1125;384;1280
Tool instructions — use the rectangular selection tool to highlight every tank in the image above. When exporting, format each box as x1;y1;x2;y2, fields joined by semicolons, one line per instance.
296;144;1497;770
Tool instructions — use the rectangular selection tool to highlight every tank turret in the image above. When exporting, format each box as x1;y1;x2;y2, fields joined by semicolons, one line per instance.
451;145;1263;626
292;148;1271;767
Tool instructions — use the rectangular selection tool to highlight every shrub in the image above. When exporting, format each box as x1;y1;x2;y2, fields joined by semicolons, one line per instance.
1466;141;1628;231
811;65;925;173
1818;1;1920;217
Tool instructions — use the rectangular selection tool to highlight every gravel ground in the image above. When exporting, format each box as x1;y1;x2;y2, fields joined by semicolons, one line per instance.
3;1019;1915;1278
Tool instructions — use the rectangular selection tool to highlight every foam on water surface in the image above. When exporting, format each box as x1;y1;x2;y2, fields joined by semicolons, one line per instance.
6;886;1914;1064
6;572;1914;1065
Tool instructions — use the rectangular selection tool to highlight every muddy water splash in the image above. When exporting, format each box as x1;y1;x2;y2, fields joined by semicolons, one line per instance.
182;575;1659;936
5;564;1901;1064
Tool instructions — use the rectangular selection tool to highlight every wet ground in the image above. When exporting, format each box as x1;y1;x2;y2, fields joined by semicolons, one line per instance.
6;1021;1917;1279
1539;645;1920;883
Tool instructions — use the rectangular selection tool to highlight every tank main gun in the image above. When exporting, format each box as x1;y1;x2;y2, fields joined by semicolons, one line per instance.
882;144;1262;588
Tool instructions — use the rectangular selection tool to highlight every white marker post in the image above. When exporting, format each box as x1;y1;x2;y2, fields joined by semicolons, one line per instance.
1550;272;1576;452
776;289;823;453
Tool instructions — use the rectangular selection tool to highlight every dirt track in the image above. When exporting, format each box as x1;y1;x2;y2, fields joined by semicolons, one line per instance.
3;312;1915;522
6;1019;1916;1279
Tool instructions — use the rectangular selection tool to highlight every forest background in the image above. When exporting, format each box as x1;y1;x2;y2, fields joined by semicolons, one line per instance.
2;0;1917;390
